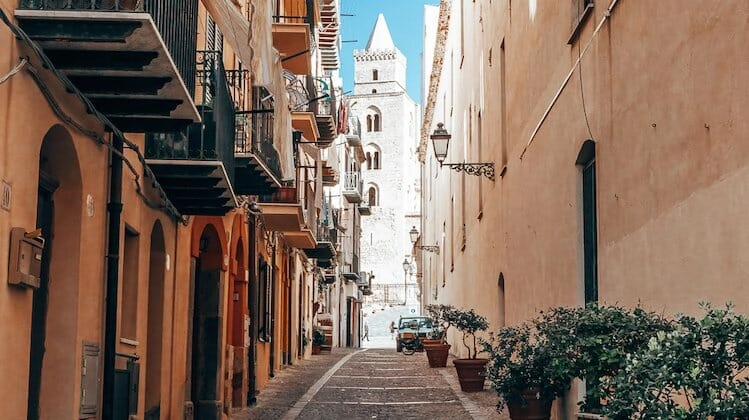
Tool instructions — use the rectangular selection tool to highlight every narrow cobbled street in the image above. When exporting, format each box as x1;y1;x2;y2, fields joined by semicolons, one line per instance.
232;347;506;420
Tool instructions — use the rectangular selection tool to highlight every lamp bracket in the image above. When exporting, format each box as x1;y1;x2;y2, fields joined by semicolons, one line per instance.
416;245;440;255
441;162;495;181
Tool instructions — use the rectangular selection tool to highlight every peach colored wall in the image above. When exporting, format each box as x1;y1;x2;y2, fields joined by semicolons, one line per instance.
423;0;749;416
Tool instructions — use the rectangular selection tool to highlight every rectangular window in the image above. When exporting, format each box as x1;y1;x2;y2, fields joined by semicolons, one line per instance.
582;159;598;303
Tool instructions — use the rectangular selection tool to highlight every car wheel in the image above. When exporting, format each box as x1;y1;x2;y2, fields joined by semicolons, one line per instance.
396;340;402;352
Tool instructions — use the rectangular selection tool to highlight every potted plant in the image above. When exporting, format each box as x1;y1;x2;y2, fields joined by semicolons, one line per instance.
482;321;571;420
451;307;490;392
533;303;672;415
422;304;456;367
482;303;673;419
601;302;749;419
311;326;325;355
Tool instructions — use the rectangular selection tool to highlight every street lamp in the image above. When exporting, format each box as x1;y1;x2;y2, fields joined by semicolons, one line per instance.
408;226;440;255
402;257;410;305
430;122;495;180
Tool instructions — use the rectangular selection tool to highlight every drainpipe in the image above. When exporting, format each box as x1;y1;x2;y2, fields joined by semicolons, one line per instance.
102;134;124;420
247;215;257;406
269;237;276;378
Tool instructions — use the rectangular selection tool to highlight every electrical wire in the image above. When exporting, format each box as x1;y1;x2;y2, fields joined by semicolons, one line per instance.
0;57;27;85
0;7;185;222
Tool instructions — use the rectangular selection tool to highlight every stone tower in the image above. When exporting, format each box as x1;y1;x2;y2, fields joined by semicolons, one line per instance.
352;14;421;304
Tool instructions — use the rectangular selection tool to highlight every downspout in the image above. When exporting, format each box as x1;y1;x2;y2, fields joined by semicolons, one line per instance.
287;254;293;365
102;134;124;419
269;237;276;377
247;215;258;406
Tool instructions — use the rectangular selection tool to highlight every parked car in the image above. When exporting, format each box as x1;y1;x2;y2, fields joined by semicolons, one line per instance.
395;316;434;352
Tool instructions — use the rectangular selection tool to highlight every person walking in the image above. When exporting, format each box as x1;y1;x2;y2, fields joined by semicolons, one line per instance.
362;322;369;341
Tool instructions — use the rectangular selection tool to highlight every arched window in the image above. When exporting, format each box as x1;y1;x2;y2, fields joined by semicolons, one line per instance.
366;115;373;132
365;152;372;169
372;89;377;94
373;69;379;80
373;151;381;169
368;187;378;207
373;114;381;131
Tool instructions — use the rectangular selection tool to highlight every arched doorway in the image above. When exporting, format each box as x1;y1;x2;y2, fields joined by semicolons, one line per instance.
145;221;166;419
190;224;223;420
28;125;82;420
228;239;247;407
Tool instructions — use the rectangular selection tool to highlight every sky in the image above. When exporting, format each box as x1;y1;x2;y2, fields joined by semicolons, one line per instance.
339;0;440;104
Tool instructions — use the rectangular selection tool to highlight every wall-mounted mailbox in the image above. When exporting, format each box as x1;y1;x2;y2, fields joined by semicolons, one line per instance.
8;227;44;288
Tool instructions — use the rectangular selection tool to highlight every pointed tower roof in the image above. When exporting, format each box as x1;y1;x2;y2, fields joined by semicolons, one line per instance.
366;13;395;50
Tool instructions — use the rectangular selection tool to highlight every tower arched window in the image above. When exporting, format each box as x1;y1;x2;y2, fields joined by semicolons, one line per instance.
368;187;378;207
367;115;373;132
373;114;381;131
372;89;377;94
373;151;381;169
366;152;372;169
373;69;379;80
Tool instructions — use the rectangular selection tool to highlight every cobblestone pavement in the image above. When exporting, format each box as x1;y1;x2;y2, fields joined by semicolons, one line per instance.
231;347;508;420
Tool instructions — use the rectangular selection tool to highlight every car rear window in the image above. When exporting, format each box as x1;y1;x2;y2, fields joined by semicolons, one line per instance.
399;318;433;329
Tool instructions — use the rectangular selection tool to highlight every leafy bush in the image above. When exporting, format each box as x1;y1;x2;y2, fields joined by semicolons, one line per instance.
312;326;326;346
601;303;749;419
451;308;489;359
425;304;457;340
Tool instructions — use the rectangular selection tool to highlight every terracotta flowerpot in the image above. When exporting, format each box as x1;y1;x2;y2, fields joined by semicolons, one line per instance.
311;345;321;355
506;388;552;420
452;358;488;392
423;342;451;367
420;338;444;346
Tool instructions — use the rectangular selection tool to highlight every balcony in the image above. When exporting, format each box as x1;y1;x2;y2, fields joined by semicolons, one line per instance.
321;146;339;187
358;202;371;216
272;0;317;75
145;51;236;215
312;76;337;147
342;172;363;204
318;0;340;71
345;117;362;147
303;226;336;263
15;0;200;133
286;73;319;142
257;187;305;232
234;85;283;195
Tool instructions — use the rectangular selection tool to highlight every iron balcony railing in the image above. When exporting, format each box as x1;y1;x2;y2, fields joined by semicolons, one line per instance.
272;0;316;33
234;86;283;182
146;51;235;176
311;75;336;120
343;171;363;195
19;0;200;96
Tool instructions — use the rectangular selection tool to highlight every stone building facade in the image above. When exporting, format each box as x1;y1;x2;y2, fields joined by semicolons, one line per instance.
352;14;421;304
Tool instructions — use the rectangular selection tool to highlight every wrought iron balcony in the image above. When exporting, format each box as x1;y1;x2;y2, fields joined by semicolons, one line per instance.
271;0;316;75
311;76;337;147
358;202;372;216
318;0;340;71
346;116;362;147
15;0;200;132
234;85;284;195
145;51;236;215
342;171;363;204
